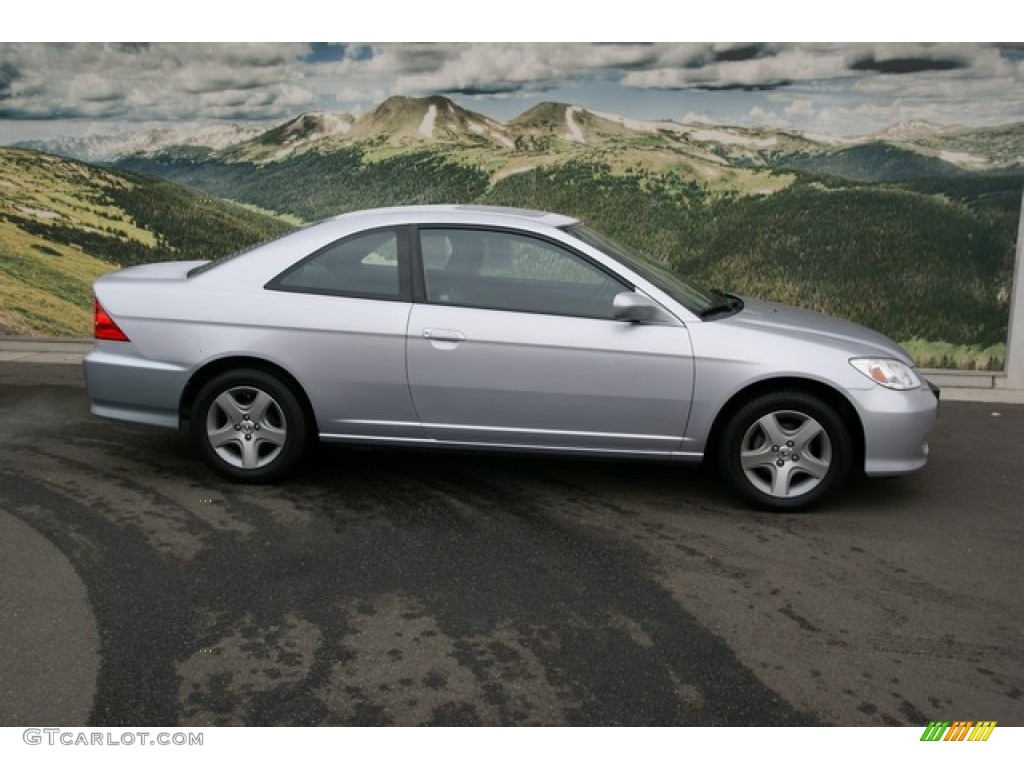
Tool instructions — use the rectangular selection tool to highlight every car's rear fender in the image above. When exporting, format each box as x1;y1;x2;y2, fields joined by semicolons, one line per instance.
179;356;318;440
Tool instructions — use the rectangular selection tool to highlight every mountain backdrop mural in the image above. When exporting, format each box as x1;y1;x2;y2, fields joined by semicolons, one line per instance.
1;44;1022;369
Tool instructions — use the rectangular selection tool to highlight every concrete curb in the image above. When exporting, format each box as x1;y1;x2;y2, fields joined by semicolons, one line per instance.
0;337;92;364
0;510;100;725
3;336;1024;404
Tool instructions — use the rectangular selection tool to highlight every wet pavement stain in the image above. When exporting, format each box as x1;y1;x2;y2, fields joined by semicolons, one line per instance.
0;432;815;726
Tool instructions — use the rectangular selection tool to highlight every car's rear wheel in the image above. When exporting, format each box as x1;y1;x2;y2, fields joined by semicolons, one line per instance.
718;391;851;512
192;369;307;482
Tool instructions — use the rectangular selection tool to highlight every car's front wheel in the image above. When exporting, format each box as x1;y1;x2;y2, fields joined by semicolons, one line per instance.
718;391;852;512
192;369;307;482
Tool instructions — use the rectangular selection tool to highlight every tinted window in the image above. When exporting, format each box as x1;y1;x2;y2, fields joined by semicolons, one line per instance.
270;229;402;299
420;229;626;319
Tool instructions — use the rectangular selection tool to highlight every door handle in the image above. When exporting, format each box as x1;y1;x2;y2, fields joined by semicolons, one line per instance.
423;328;465;343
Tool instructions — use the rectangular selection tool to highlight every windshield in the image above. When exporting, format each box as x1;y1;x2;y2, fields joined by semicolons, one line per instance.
564;224;716;315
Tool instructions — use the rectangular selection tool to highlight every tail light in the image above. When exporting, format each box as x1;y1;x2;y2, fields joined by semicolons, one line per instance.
94;298;130;342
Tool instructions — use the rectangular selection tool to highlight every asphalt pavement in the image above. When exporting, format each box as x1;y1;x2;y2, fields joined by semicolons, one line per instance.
1;339;1022;726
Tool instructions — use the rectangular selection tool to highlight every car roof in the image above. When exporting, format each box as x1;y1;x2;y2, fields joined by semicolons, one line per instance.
329;204;579;230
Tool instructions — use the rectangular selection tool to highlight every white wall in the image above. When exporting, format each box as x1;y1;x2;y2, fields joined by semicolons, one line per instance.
1000;188;1024;390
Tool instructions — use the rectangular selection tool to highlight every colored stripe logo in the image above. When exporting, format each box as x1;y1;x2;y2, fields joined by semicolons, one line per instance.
921;721;996;741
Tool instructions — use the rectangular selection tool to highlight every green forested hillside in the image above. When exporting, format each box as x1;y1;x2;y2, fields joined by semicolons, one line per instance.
0;147;291;335
12;94;1017;370
119;147;490;222
115;146;1020;367
484;162;1017;352
773;143;966;183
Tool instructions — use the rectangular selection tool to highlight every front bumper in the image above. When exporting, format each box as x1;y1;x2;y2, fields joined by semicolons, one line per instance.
856;381;939;477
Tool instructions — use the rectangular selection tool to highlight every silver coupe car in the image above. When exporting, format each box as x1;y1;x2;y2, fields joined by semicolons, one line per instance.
84;204;938;511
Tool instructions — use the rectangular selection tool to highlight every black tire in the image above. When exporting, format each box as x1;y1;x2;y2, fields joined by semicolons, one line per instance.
191;369;307;483
718;391;851;512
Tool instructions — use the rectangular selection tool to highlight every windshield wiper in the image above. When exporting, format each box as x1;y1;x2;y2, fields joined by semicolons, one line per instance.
700;289;743;319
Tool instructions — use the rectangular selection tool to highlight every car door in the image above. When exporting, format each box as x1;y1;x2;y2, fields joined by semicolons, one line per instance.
406;226;695;455
264;225;422;441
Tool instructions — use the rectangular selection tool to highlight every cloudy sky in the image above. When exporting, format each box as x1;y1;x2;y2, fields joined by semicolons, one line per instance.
1;41;1022;144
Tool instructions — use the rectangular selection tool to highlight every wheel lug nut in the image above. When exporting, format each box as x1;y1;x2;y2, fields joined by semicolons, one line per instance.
776;459;785;467
234;424;241;430
254;424;261;430
793;454;800;461
772;445;779;452
786;441;794;447
245;434;252;441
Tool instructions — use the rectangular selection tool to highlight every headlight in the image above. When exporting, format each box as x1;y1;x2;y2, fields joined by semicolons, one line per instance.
849;358;921;390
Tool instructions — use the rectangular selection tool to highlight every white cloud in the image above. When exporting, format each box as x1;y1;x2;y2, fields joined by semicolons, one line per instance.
680;111;713;124
0;43;314;121
327;43;668;97
784;99;816;119
0;42;1021;138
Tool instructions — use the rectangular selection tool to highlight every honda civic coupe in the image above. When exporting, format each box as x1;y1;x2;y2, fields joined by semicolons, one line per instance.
84;204;938;511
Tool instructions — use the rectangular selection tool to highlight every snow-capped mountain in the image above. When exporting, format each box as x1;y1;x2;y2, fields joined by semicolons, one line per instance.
218;97;515;163
16;123;269;163
222;112;355;162
871;121;951;142
346;95;513;147
10;96;1022;174
511;102;615;145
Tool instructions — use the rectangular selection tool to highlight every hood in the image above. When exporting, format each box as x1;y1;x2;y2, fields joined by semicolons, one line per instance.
723;297;912;363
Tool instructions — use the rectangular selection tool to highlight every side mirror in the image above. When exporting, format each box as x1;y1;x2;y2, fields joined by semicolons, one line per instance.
613;292;672;324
